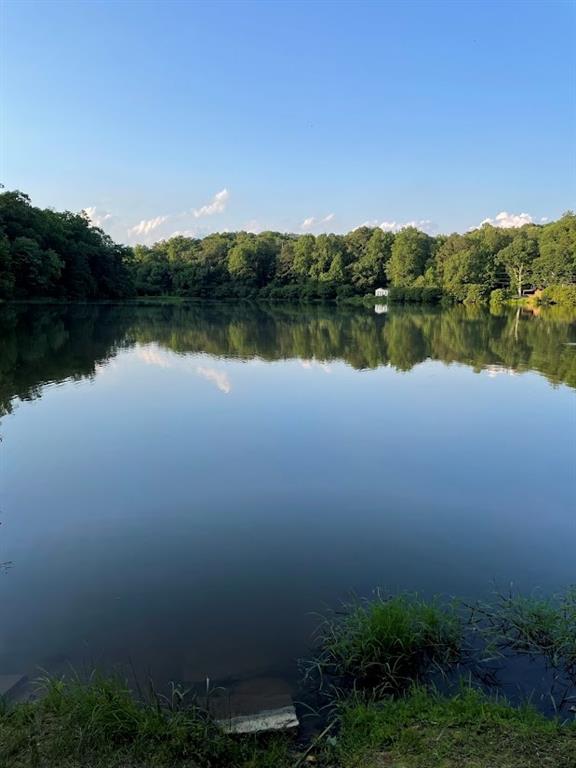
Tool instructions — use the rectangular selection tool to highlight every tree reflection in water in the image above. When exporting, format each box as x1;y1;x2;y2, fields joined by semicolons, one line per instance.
1;301;575;419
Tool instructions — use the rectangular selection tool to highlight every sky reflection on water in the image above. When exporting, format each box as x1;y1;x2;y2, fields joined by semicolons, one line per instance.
0;303;574;687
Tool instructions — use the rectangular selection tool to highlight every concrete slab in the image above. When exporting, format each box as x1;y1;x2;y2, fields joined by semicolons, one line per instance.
219;705;298;735
205;677;299;735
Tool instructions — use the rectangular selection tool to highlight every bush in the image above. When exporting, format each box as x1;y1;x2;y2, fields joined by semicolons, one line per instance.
0;673;292;767
537;284;576;309
463;284;487;305
308;593;462;696
336;284;356;300
388;287;442;304
490;288;506;305
316;281;338;300
421;287;442;303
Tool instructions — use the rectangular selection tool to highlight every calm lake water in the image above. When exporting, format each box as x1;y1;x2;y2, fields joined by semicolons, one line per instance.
0;302;575;690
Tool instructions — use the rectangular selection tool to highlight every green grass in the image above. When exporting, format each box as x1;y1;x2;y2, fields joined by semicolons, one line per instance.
307;593;463;696
473;589;576;686
0;673;293;768
331;685;576;768
3;591;575;767
3;676;574;768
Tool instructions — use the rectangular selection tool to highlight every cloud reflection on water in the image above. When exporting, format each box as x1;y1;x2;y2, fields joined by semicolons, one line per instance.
136;345;232;394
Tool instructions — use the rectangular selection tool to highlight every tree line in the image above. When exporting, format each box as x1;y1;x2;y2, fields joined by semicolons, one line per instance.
1;189;575;302
0;190;133;299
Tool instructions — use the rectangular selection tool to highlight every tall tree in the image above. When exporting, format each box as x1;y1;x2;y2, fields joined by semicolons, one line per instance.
437;234;495;300
292;234;316;279
534;212;576;286
351;228;393;291
386;227;431;287
227;235;260;284
497;230;539;297
0;233;15;297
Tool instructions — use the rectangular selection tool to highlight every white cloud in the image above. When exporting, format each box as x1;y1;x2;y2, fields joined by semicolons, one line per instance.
137;346;172;368
380;219;433;233
83;206;113;229
193;189;229;218
169;229;200;239
301;213;335;231
197;366;231;394
128;215;169;238
357;219;434;234
136;347;231;393
300;359;332;373
478;211;533;229
243;219;261;234
484;364;517;378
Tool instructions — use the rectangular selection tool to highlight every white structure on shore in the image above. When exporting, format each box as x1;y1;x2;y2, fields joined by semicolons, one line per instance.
375;287;389;297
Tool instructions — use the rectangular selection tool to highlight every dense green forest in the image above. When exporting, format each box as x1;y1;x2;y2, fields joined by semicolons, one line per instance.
1;189;575;302
0;190;133;299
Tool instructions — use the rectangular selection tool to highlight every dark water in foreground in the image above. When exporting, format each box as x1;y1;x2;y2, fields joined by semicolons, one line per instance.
0;302;574;692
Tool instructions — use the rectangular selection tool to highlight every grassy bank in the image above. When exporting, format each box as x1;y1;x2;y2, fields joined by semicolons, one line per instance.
1;677;574;768
0;674;293;768
4;288;576;315
2;591;575;767
333;686;576;768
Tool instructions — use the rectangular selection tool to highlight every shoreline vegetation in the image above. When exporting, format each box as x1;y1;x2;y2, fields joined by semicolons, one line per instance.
1;591;575;767
1;190;575;311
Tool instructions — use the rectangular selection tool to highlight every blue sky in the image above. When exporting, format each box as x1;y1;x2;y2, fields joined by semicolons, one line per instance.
2;0;575;243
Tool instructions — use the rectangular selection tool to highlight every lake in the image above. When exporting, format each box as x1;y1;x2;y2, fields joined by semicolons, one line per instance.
0;302;575;692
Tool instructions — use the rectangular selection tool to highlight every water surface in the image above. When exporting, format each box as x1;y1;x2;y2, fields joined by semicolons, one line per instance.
0;302;574;689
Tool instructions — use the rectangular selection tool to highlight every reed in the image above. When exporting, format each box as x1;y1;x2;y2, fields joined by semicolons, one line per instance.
306;591;463;697
0;671;292;768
